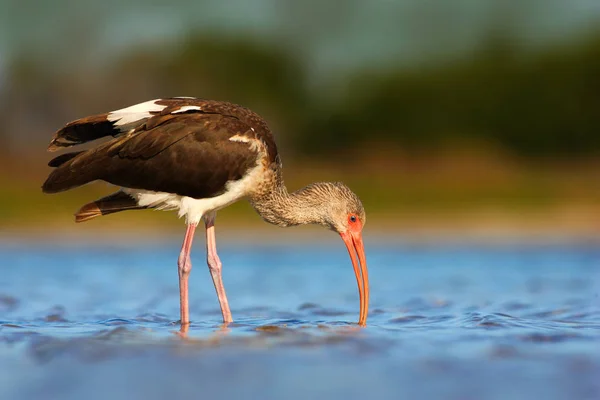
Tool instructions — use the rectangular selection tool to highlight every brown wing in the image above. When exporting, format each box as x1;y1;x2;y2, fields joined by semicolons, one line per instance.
47;98;280;167
43;113;261;199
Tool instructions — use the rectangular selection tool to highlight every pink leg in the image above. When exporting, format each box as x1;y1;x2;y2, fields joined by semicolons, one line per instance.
178;223;197;326
204;213;233;324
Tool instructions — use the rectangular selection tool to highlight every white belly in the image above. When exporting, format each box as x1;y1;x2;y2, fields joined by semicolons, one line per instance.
122;162;264;224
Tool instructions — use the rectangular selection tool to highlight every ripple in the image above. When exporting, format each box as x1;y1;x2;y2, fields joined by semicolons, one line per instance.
134;313;172;323
461;312;525;329
99;318;135;326
255;325;283;333
44;314;68;323
400;297;452;312
388;315;427;324
1;323;23;328
525;309;571;319
370;308;386;316
297;302;319;311
0;294;19;312
38;305;69;323
502;301;532;311
308;308;349;317
518;332;586;343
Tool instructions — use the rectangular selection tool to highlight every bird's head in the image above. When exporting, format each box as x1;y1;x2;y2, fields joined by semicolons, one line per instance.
319;182;366;234
303;182;369;326
255;181;370;325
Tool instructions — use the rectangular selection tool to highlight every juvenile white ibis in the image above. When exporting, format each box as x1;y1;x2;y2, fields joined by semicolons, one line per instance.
42;98;369;326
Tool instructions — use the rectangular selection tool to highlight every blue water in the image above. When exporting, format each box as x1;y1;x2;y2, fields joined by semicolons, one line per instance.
0;238;599;400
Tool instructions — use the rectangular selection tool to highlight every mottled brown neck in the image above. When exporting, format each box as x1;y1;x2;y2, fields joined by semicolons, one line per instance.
249;179;330;228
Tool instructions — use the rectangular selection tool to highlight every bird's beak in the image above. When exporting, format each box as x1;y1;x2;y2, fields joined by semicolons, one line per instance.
341;231;369;326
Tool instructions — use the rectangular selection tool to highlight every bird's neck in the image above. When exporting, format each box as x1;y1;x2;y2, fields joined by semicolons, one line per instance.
249;181;326;228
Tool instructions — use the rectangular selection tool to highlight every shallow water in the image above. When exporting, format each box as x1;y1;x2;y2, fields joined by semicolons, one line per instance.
1;239;599;400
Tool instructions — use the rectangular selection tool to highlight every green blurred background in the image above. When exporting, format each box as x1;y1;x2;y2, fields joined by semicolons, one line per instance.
1;0;599;240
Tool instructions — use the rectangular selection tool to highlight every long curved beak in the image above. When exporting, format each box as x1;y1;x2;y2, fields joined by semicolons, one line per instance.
341;231;369;326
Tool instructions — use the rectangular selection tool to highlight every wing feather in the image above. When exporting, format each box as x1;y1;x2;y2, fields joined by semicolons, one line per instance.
43;113;261;199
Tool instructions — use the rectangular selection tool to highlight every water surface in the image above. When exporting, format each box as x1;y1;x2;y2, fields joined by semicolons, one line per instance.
1;239;599;400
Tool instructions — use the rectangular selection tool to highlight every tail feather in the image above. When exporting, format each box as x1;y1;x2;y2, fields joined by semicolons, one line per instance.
48;151;85;167
75;191;146;223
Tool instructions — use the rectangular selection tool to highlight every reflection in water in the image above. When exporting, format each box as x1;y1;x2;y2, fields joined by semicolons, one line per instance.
175;321;230;340
176;323;189;339
168;318;368;349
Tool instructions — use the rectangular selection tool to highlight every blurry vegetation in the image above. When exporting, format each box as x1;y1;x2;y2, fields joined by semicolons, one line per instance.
308;33;600;157
0;36;309;154
2;31;600;158
1;29;600;229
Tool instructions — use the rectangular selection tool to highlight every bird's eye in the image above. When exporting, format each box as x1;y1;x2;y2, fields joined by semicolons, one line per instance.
349;214;357;223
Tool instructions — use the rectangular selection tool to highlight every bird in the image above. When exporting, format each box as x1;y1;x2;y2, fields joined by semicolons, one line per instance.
42;97;369;326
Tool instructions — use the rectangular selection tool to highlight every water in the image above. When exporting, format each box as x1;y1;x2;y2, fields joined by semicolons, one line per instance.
0;238;599;400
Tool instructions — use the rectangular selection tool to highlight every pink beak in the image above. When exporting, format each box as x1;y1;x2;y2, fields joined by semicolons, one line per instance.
341;231;370;326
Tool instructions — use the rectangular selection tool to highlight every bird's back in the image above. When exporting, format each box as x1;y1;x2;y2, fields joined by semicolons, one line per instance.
43;98;281;200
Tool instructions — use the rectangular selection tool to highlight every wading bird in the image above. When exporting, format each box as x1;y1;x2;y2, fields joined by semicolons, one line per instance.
42;98;369;326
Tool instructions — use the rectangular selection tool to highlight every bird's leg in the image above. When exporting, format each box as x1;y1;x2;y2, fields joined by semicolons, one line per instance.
178;223;197;326
204;212;233;324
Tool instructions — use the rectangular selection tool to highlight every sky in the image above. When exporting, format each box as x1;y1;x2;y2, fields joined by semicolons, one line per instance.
1;0;600;83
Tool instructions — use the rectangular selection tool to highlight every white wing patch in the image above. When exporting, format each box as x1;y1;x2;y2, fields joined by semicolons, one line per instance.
107;99;167;127
171;106;202;114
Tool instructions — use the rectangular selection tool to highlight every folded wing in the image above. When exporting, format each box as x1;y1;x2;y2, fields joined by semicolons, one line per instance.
43;112;261;200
